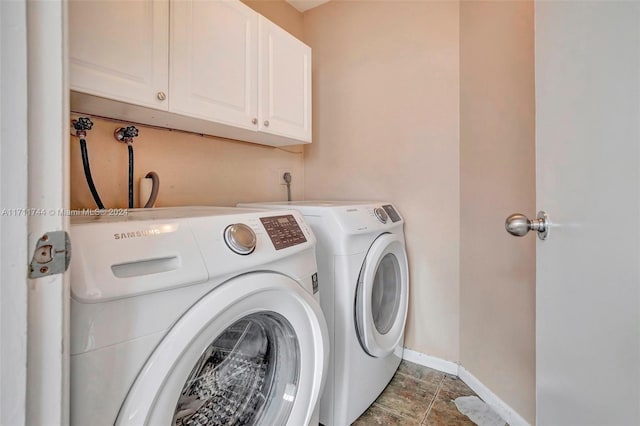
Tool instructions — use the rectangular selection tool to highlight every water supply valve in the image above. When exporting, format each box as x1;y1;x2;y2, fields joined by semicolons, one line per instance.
114;125;139;144
72;117;93;137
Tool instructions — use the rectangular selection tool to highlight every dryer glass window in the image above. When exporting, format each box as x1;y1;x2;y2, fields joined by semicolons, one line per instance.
173;312;300;426
371;253;401;335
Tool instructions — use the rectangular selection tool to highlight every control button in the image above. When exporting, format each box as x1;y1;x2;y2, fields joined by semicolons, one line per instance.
224;223;256;255
260;215;307;250
374;207;388;224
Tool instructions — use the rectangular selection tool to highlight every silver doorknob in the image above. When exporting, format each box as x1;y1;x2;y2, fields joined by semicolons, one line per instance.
505;211;550;240
264;120;270;127
157;91;167;101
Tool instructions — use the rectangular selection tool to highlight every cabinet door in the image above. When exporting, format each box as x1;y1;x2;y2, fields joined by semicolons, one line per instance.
258;17;312;143
69;0;169;110
170;0;258;130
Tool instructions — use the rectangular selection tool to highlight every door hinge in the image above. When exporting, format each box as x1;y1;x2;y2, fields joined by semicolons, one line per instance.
29;230;71;278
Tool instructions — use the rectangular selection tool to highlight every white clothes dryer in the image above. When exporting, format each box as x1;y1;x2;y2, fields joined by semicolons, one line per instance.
70;207;329;426
239;201;409;426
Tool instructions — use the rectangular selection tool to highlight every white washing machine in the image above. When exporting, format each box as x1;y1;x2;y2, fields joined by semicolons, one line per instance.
239;201;409;426
70;207;329;426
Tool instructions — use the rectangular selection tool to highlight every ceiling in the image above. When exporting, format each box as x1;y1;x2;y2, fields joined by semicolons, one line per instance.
286;0;330;13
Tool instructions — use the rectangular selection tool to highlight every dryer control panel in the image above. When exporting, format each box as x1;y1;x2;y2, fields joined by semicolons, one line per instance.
260;215;308;250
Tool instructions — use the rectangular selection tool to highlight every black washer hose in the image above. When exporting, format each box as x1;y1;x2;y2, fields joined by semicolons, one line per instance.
79;137;105;210
128;144;134;209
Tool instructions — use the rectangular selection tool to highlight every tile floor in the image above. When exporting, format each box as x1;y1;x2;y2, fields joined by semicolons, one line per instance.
352;360;484;425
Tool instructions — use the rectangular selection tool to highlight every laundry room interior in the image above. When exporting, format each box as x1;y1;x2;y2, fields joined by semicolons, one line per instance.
67;0;535;424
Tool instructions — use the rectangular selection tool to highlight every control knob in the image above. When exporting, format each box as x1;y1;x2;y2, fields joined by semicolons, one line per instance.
374;207;388;224
224;223;256;255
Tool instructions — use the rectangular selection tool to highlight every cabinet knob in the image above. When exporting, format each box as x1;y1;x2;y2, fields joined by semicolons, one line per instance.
157;91;167;101
264;120;270;127
252;118;258;125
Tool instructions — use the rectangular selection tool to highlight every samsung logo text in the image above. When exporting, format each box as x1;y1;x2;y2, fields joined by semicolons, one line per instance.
113;229;161;240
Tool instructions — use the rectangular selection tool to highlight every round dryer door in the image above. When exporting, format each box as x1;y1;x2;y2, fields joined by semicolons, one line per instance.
117;273;329;426
355;233;409;358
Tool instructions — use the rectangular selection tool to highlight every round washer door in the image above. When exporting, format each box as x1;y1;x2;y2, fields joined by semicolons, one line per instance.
356;233;409;358
117;272;329;426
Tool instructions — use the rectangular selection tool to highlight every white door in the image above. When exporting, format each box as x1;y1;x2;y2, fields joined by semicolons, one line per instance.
118;273;328;426
258;16;312;142
534;2;640;425
355;233;409;358
170;0;258;130
68;0;169;110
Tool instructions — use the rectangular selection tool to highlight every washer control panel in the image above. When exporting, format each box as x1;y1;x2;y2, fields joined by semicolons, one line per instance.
260;214;307;250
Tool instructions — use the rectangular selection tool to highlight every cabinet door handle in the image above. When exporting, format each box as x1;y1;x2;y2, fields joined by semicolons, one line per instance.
157;91;167;101
264;120;270;127
252;118;258;125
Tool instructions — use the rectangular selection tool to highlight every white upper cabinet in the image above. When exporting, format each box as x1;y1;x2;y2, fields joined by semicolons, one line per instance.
258;17;312;143
69;0;311;146
69;0;169;110
170;1;258;130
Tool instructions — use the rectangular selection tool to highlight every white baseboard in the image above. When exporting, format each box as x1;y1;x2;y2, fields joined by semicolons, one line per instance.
458;366;530;426
402;348;530;426
402;347;460;375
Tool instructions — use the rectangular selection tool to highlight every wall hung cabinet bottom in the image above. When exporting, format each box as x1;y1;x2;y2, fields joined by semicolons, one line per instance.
70;92;311;148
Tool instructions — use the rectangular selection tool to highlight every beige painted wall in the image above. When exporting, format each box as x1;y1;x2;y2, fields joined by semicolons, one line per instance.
70;1;304;210
460;1;535;423
69;116;304;209
242;0;304;40
303;1;461;361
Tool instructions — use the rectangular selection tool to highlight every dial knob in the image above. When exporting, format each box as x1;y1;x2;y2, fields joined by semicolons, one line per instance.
374;207;388;224
224;223;256;255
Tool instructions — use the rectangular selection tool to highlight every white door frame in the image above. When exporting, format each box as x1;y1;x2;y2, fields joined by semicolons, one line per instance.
0;0;69;425
0;1;29;424
0;1;68;424
26;0;69;424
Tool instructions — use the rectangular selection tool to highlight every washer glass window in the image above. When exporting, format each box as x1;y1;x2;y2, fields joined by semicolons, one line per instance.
370;253;401;335
173;312;300;426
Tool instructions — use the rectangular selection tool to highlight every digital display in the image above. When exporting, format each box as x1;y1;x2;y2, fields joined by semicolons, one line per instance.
260;215;307;250
382;204;401;223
